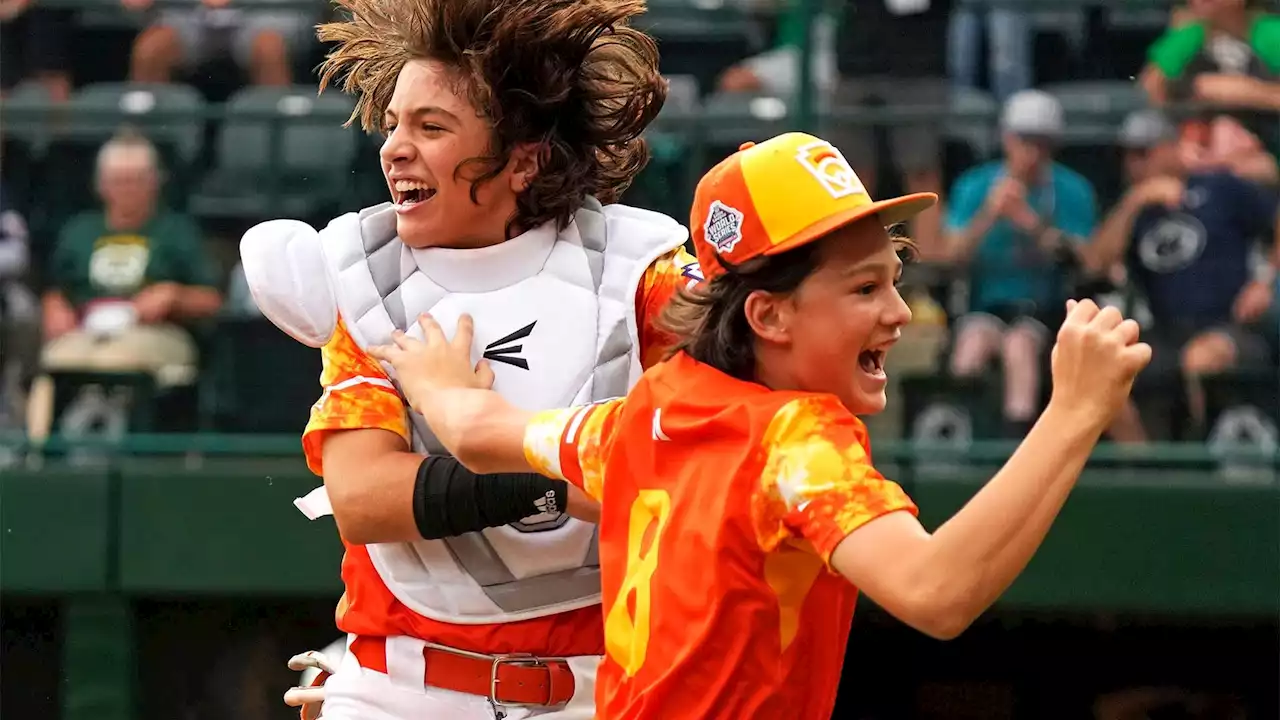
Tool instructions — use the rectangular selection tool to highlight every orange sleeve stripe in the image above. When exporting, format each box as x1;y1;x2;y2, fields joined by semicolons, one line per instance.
523;401;621;501
524;407;584;483
568;400;624;501
557;415;588;491
557;403;603;494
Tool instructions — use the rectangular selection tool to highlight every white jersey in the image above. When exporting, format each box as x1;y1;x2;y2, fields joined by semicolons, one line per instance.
240;198;687;624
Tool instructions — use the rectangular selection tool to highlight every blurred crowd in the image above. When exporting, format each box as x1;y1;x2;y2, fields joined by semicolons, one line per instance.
0;0;1277;459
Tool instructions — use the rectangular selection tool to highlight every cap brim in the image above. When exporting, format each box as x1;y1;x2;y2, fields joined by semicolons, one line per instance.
762;192;939;258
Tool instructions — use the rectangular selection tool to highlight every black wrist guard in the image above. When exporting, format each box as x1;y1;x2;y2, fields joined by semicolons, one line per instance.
412;455;569;540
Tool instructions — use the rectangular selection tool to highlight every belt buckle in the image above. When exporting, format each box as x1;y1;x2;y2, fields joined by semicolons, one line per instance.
489;653;555;709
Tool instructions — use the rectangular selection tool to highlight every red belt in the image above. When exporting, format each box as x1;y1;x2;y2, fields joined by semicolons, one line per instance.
349;635;576;707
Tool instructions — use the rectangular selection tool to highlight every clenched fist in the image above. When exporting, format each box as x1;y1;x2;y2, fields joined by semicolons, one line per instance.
1048;299;1152;429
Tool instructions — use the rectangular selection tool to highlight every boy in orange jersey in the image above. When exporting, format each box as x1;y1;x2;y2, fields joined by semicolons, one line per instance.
371;132;1153;720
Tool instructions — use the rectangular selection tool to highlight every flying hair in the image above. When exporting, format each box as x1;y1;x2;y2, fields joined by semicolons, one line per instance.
316;0;667;232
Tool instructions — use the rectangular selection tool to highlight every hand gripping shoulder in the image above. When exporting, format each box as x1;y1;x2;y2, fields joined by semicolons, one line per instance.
239;219;339;348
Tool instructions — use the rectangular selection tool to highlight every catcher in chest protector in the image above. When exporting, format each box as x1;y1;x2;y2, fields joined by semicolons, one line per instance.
237;0;701;718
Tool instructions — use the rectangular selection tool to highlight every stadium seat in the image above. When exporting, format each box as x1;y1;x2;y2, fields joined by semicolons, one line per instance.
946;87;999;160
899;373;1007;448
1041;80;1149;142
1086;6;1166;83
1040;80;1146;206
202;318;323;434
1;82;58;154
1203;370;1280;447
189;85;357;221
700;91;793;161
47;371;159;440
33;83;205;220
1029;9;1088;85
1202;370;1279;481
1;135;36;216
663;74;702;114
635;0;758;93
70;83;205;164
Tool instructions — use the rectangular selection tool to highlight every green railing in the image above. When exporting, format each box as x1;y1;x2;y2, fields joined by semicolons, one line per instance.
5;430;1278;462
2;435;1276;720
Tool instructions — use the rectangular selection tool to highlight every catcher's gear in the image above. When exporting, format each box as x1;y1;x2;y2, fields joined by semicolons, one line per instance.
283;651;336;720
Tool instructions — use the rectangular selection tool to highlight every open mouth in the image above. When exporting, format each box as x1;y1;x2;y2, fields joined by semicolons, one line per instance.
858;349;887;377
392;180;437;209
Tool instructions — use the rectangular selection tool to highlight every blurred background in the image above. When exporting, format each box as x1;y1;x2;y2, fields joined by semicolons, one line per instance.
1;0;1277;718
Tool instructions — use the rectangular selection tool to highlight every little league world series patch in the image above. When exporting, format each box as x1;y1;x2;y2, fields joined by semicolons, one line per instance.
704;200;745;253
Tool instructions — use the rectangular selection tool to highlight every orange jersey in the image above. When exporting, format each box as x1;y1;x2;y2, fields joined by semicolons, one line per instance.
301;246;700;656
523;351;918;719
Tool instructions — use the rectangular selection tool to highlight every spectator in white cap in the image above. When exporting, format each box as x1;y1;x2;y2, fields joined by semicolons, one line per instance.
1056;109;1278;441
943;89;1099;437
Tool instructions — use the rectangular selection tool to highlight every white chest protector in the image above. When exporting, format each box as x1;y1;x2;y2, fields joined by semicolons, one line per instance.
240;198;688;623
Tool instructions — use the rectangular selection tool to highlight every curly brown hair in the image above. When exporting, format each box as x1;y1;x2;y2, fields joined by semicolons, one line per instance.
316;0;666;234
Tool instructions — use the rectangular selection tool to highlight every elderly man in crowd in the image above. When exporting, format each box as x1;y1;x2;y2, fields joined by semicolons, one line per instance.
27;130;222;442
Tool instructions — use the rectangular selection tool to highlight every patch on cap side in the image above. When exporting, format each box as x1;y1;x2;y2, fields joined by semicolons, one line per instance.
794;140;864;199
704;200;745;254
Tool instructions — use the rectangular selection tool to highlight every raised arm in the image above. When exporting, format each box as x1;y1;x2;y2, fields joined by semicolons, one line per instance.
827;300;1149;639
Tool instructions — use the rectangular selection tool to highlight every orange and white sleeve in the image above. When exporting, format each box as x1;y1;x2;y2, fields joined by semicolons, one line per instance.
755;396;918;563
301;318;410;475
522;398;626;502
633;245;702;369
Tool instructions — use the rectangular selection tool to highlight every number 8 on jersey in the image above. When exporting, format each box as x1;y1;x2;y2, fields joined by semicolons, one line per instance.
604;489;672;676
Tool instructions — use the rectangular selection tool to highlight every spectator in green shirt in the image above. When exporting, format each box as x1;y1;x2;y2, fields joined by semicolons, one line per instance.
1139;0;1280;155
27;130;222;442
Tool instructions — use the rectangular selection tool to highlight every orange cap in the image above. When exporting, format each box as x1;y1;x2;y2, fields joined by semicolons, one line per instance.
690;132;938;280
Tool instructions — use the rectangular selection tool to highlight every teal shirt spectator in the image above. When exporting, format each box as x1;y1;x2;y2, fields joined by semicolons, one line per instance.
946;160;1098;315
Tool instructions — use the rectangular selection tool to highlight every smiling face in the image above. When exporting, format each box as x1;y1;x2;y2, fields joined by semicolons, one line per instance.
379;59;537;249
749;219;913;416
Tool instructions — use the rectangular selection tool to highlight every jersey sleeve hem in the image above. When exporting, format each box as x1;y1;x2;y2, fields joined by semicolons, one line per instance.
803;499;919;566
301;377;410;475
302;423;410;476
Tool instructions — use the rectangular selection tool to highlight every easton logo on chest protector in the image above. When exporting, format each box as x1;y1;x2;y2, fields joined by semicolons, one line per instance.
483;321;536;370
